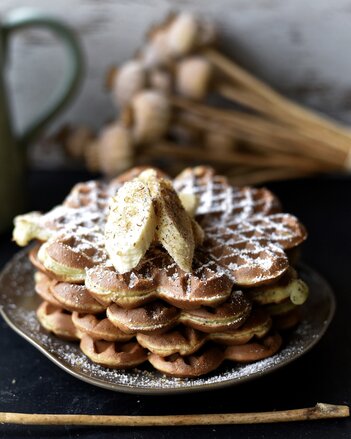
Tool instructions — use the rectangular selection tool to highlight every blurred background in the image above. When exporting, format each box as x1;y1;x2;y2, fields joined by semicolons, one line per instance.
2;0;351;231
3;0;351;146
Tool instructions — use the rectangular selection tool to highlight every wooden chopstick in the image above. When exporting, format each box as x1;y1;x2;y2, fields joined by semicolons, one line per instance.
0;403;348;426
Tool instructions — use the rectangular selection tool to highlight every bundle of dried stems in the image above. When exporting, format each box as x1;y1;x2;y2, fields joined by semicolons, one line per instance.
63;12;351;185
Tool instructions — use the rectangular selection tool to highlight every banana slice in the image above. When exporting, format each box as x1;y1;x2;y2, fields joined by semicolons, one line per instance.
192;219;204;246
247;269;309;306
137;168;158;185
178;192;198;217
105;179;157;274
13;212;51;246
139;169;199;218
143;172;195;272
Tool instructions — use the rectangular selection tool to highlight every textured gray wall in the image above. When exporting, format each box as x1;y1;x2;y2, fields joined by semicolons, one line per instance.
2;0;351;138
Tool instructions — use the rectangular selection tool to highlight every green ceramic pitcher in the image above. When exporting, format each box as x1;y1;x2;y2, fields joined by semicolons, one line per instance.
0;8;83;232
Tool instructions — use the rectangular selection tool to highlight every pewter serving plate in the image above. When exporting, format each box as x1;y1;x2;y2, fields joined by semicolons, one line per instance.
0;249;335;395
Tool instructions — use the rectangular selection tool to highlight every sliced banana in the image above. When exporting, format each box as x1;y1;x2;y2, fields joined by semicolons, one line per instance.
13;212;51;246
137;168;158;185
247;270;309;306
178;192;198;217
191;219;204;246
139;169;199;217
141;171;195;272
105;179;157;274
289;279;309;305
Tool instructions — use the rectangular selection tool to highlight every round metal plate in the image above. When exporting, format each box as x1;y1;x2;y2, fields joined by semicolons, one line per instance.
0;249;335;394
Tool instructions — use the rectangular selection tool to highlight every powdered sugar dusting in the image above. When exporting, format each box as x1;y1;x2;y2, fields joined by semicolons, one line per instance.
13;169;306;292
0;250;335;393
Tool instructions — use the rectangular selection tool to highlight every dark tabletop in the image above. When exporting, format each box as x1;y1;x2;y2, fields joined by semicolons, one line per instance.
0;170;350;439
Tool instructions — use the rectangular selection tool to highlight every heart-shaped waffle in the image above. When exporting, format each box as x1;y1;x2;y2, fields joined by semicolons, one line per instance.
173;166;281;225
148;333;282;378
137;326;207;356
35;272;105;314
51;281;106;314
14;167;307;307
79;335;148;369
35;272;61;307
86;247;233;309
36;300;147;367
136;309;272;356
36;301;81;341
173;167;306;285
71;312;133;342
273;308;301;330
106;291;251;334
37;300;281;376
78;332;281;377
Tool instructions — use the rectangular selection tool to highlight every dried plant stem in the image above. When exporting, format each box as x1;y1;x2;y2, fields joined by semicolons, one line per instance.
217;82;273;115
205;48;351;156
171;96;344;166
149;141;323;171
218;83;351;160
0;404;348;426
176;111;337;166
228;167;315;186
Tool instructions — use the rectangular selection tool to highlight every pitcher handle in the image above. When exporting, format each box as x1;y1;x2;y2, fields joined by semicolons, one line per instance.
2;8;83;147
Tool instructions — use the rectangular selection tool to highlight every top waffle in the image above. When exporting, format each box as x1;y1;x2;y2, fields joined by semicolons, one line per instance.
13;166;307;309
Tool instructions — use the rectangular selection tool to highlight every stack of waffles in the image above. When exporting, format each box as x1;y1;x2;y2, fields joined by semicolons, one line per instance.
13;166;308;378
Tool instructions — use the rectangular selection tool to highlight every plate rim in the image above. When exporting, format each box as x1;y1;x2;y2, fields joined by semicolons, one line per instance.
0;249;336;395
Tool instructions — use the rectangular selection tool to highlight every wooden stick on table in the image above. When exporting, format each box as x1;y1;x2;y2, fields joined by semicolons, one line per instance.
0;403;348;426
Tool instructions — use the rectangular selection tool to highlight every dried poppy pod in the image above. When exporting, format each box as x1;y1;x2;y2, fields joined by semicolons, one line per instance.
167;13;216;57
128;90;171;144
176;56;212;100
167;13;198;57
142;29;174;69
149;69;172;94
112;60;147;108
84;139;100;173
97;123;134;176
65;126;95;160
83;124;134;176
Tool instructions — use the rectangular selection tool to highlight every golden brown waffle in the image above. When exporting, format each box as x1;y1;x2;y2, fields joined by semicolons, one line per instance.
37;297;281;376
106;291;251;334
263;298;297;316
137;326;207;356
35;272;61;307
35;272;105;314
273;308;301;330
51;281;106;314
86;247;234;309
173;166;281;225
79;332;281;377
136;309;272;356
36;300;147;368
71;312;133;342
79;335;148;368
34;270;255;348
13;166;309;378
36;301;80;341
148;333;282;378
29;246;53;277
14;166;307;292
36;297;133;343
